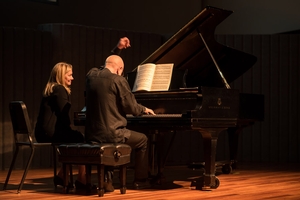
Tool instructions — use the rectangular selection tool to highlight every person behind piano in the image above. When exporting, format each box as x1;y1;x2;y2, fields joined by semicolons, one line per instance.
85;54;156;191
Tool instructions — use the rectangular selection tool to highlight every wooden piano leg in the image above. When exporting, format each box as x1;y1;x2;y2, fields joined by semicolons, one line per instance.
198;128;227;190
227;127;241;169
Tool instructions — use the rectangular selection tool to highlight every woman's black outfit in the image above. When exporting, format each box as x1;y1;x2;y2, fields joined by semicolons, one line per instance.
35;85;84;143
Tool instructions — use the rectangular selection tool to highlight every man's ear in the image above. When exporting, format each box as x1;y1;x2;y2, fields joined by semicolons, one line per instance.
117;69;121;76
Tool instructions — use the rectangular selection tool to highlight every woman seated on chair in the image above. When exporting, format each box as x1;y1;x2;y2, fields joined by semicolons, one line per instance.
34;62;87;189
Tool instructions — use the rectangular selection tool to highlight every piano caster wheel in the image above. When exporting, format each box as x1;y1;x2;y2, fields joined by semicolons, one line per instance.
222;164;232;174
210;177;220;189
200;176;220;190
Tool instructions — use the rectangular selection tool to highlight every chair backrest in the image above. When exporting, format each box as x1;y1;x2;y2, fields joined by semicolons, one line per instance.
9;101;34;144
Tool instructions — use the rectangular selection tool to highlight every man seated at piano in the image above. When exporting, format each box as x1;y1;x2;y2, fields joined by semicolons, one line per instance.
84;51;156;191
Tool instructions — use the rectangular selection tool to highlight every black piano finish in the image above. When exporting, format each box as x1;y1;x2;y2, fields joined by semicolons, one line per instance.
126;5;263;190
74;6;264;190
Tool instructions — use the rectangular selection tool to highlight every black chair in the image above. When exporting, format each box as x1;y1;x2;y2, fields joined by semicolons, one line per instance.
3;101;59;193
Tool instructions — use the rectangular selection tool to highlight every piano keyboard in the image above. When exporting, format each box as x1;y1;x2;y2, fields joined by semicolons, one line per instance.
126;114;182;118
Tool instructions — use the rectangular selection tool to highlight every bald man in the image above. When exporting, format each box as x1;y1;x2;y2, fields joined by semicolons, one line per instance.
85;55;155;191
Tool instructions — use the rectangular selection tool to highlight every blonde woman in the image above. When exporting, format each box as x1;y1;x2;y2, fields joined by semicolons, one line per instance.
35;62;86;189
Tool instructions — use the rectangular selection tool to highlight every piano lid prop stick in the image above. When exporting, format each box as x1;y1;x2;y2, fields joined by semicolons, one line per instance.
197;31;231;89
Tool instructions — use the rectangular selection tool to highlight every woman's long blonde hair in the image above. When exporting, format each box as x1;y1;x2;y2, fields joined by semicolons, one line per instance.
43;62;73;97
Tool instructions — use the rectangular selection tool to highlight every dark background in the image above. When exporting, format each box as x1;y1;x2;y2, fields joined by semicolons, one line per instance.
2;0;300;35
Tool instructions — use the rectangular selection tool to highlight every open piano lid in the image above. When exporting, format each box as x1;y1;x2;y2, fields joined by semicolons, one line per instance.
137;6;257;88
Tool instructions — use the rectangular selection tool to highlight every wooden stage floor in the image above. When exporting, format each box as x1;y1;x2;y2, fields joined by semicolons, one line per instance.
1;162;300;200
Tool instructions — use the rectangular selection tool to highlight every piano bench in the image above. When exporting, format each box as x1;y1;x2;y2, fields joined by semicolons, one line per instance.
57;143;132;197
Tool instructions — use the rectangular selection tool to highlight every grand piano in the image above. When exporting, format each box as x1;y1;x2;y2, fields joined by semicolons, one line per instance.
74;6;264;190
